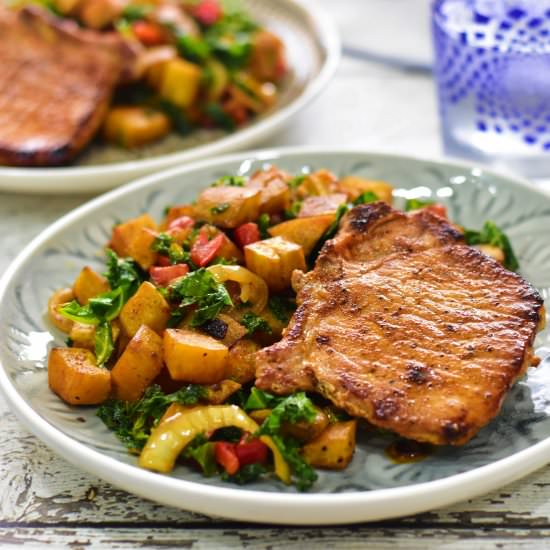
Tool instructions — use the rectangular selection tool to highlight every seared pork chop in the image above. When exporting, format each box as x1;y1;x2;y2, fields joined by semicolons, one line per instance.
255;203;545;445
0;7;136;166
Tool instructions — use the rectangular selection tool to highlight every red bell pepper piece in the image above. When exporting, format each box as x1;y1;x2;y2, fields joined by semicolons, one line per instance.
157;255;171;267
190;229;225;267
149;264;189;286
192;0;222;25
132;21;166;47
234;222;260;248
168;215;195;231
235;438;269;466
214;441;239;475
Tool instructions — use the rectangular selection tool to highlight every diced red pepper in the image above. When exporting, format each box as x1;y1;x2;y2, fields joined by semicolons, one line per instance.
234;222;260;248
149;264;189;286
235;438;269;466
190;229;225;267
157;255;172;267
424;203;448;219
132;21;166;47
192;0;222;25
168;215;195;231
214;441;239;475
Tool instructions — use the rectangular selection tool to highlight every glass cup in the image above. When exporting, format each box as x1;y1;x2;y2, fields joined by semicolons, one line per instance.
432;0;550;178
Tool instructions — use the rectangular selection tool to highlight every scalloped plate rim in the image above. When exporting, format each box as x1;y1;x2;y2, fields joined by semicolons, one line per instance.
1;146;550;525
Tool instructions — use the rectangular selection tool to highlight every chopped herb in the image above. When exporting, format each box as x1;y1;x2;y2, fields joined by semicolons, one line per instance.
288;175;306;189
176;34;211;63
257;392;317;435
257;213;271;239
353;191;379;205
65;337;73;347
158;100;193;135
97;384;207;450
240;312;272;335
284;200;302;220
271;434;317;491
182;434;217;476
211;175;246;187
268;296;296;324
245;387;284;410
221;463;266;484
405;198;435;211
170;268;233;326
163;205;173;216
204;102;236;131
210;203;230;215
95;321;114;367
103;249;144;296
120;4;151;22
464;221;519;271
308;204;349;264
152;233;191;265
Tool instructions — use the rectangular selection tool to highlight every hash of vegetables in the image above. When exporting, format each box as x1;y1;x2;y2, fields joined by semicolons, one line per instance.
28;0;286;149
46;166;518;490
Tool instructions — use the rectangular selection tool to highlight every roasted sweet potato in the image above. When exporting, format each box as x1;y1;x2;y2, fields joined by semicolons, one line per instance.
217;313;248;347
336;176;393;204
194;186;261;228
206;380;242;405
119;281;171;338
164;328;228;383
48;288;75;333
111;325;164;402
296;169;338;197
301;420;357;470
268;214;334;256
298;194;346;218
103;107;171;149
48;347;111;405
247;168;291;214
158;58;202;108
73;266;110;305
244;236;306;292
110;214;158;267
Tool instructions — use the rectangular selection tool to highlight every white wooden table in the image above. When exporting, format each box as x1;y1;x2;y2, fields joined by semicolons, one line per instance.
3;24;550;550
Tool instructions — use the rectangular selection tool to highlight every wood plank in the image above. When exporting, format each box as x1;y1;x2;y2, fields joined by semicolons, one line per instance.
1;526;550;549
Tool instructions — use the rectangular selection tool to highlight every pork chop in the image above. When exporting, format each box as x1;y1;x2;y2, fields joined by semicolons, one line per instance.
0;6;137;166
255;202;545;445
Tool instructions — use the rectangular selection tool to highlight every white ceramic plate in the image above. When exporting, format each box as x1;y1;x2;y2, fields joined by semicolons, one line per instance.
1;148;550;525
0;0;339;195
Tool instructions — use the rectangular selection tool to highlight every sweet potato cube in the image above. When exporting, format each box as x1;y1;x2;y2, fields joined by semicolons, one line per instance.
73;266;110;305
248;169;291;214
79;0;127;29
268;214;334;256
296;169;338;197
159;58;202;108
337;176;394;204
206;380;242;405
217;313;247;347
119;281;171;338
111;325;164;402
48;348;111;405
194;186;261;228
163;328;228;384
110;214;158;261
103;107;171;149
475;244;506;265
302;420;357;470
298;194;347;218
244;236;306;292
69;322;96;351
217;234;244;264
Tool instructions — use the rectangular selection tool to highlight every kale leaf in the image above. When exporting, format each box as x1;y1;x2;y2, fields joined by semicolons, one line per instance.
268;295;296;324
240;312;272;335
464;220;519;271
353;191;379;205
170;268;233;326
405;198;435;211
97;384;207;450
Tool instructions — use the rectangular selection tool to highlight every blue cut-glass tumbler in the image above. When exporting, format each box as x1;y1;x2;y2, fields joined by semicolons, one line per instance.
432;0;550;177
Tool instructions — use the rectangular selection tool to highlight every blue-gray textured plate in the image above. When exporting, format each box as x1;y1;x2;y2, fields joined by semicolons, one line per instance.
0;148;549;525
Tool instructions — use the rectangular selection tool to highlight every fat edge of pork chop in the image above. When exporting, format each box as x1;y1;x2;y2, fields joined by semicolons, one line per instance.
255;202;545;446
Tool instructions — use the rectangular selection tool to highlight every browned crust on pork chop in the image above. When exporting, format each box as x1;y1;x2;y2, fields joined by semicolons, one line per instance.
255;202;545;445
